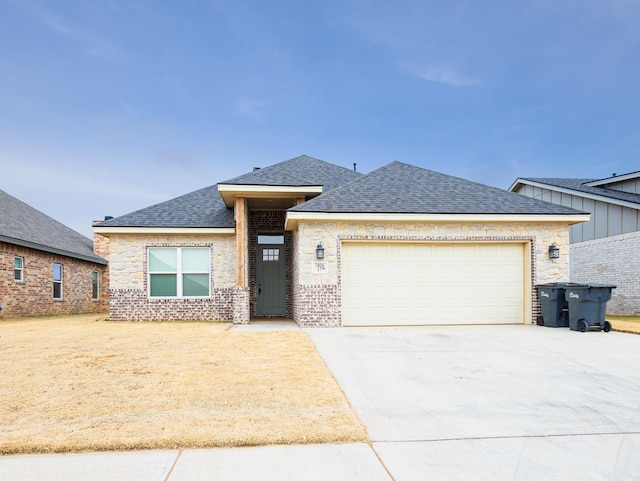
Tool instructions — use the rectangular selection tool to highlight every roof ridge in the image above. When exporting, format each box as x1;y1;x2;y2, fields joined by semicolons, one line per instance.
290;162;587;215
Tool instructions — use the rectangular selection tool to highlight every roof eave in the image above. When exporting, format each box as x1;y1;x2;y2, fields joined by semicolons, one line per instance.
585;171;640;187
284;212;590;230
0;234;107;265
93;226;236;236
510;178;640;210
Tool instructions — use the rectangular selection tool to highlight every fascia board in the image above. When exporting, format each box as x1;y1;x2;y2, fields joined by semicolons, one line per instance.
0;234;108;265
512;179;640;210
585;171;640;187
284;212;591;230
508;179;525;192
93;227;236;235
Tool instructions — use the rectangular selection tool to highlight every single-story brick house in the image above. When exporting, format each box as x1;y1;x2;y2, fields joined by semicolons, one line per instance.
509;170;640;315
93;155;588;327
0;189;108;318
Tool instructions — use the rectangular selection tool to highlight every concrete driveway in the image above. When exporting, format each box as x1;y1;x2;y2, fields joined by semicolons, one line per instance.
306;325;640;480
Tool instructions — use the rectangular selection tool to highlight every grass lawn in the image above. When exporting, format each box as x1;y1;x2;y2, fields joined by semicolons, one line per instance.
0;314;366;455
607;316;640;335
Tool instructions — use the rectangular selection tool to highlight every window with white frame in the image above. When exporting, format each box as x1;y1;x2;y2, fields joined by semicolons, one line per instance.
14;256;24;281
92;271;99;300
53;263;63;299
148;247;210;297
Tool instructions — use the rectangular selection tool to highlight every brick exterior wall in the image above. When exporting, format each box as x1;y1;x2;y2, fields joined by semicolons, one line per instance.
292;221;571;327
102;234;237;321
0;241;107;318
293;285;341;327
108;287;235;321
233;287;250;324
570;231;640;315
248;210;293;318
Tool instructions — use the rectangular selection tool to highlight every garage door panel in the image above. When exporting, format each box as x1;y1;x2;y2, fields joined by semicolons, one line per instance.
342;242;525;326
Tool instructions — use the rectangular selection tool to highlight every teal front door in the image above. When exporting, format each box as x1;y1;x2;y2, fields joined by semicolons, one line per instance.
256;243;286;316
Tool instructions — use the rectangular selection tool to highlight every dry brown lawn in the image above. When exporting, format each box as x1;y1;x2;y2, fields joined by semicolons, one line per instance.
0;314;366;455
607;316;640;335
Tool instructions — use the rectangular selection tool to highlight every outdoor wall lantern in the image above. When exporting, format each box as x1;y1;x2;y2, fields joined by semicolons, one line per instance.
548;243;560;259
315;243;325;260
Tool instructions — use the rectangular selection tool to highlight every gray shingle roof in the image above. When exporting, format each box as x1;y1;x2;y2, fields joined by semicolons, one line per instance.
519;178;640;206
96;185;235;228
219;155;363;193
0;189;106;264
290;161;587;215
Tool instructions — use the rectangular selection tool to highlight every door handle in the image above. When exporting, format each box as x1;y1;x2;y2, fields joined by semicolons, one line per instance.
258;284;261;295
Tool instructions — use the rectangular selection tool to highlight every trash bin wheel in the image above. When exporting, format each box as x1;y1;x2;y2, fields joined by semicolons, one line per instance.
578;319;588;332
536;316;544;326
604;321;612;333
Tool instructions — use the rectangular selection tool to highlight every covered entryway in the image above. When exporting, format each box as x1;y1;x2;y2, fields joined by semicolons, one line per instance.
341;242;528;326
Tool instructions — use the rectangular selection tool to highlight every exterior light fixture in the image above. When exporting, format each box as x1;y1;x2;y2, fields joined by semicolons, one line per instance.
315;243;325;260
548;243;560;259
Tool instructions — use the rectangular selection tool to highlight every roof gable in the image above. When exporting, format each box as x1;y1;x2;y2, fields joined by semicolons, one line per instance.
219;155;362;193
0;189;106;264
290;161;585;215
95;185;235;229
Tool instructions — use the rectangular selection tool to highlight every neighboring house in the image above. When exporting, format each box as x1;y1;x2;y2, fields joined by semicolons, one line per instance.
509;171;640;316
93;155;588;327
0;189;108;318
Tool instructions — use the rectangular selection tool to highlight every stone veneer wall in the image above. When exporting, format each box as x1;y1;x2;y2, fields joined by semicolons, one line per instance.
292;221;572;327
0;241;108;317
248;210;293;318
106;234;236;321
570;231;640;315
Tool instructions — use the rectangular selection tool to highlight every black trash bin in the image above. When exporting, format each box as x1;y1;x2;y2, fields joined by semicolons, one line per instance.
564;284;616;332
535;283;572;327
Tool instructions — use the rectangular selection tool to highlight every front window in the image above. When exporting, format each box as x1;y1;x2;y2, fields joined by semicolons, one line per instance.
53;263;63;299
92;271;99;300
14;257;23;281
148;247;210;297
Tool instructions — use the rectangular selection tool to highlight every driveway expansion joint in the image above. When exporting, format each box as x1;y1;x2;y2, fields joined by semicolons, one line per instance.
163;449;183;481
372;431;640;444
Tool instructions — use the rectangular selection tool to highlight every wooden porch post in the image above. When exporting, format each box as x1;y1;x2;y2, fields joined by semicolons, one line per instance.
235;196;248;287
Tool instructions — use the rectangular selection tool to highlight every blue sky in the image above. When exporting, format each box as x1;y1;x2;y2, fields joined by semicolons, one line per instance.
1;0;639;238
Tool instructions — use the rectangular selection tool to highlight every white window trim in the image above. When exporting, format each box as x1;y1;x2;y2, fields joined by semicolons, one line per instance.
53;263;63;300
147;247;211;298
14;256;24;282
92;271;99;301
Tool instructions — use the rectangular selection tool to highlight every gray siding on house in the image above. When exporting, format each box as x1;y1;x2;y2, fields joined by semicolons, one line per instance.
609;178;640;194
514;184;640;243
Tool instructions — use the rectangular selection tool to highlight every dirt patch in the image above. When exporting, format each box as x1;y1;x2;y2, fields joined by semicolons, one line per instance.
607;316;640;335
0;314;366;454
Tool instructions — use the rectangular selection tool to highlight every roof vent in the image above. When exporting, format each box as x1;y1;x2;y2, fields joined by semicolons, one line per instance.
353;163;357;172
253;167;261;171
612;173;617;177
104;216;114;221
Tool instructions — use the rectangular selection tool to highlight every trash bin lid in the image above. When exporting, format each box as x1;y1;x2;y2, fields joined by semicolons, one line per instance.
567;284;616;290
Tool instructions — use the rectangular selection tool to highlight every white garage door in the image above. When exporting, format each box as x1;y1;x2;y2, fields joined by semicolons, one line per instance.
341;242;525;326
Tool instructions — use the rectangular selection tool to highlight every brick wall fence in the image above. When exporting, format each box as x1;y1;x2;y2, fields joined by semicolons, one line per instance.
571;231;640;316
0;241;108;318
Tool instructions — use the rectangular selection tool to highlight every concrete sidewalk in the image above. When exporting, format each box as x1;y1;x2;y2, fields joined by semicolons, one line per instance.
0;443;392;481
